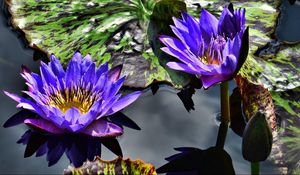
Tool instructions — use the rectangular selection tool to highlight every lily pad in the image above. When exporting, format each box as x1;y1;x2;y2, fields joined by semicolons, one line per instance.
235;76;277;130
64;156;157;175
192;0;300;91
5;0;195;89
271;87;300;174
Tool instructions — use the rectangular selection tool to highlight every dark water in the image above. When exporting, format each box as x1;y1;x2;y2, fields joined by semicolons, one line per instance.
0;0;298;174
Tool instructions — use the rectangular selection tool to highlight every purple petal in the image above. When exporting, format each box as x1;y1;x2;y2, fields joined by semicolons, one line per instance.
200;74;231;89
65;107;81;124
99;94;122;118
108;65;122;82
65;59;81;89
94;74;107;92
24;118;66;134
50;54;65;78
77;101;101;125
4;91;45;116
40;61;57;88
95;62;109;78
160;35;202;65
172;17;188;31
218;9;237;37
230;34;241;58
81;54;94;75
102;78;113;100
68;124;85;132
84;54;92;62
181;12;202;46
47;107;66;126
30;73;45;94
71;52;83;62
110;91;141;114
81;119;123;137
82;62;96;85
108;76;125;98
221;54;238;74
200;9;218;43
170;26;202;55
161;46;193;65
166;62;201;75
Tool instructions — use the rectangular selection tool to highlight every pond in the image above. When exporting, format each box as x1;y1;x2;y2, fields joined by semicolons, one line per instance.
0;0;299;174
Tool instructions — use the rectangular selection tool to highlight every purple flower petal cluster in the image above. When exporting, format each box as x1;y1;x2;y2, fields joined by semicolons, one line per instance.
4;52;141;137
160;3;249;89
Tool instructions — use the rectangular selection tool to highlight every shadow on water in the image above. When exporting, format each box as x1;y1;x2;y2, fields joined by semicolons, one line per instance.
0;0;299;174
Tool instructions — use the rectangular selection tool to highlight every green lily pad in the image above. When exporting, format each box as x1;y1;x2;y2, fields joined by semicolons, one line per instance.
64;156;157;175
193;0;300;91
6;0;194;89
271;87;300;174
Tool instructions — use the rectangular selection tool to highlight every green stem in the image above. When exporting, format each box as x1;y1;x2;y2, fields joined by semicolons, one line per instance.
220;82;230;123
251;162;260;175
216;82;230;148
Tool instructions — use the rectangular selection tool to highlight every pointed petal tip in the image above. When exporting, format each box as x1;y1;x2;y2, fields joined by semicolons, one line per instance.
108;65;123;82
21;65;31;74
3;91;21;102
50;54;58;60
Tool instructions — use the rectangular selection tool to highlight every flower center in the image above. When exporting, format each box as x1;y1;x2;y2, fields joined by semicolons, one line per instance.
199;35;226;65
48;87;100;114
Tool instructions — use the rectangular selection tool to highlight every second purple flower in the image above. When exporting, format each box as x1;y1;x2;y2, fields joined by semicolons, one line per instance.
160;3;249;89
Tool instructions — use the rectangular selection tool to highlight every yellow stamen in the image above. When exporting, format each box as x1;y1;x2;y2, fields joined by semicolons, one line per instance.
48;87;99;114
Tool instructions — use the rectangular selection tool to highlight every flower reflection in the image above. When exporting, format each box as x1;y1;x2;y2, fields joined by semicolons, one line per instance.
18;129;120;167
8;110;140;167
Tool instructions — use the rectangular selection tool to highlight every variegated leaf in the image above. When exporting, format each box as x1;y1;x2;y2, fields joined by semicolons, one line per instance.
64;156;157;175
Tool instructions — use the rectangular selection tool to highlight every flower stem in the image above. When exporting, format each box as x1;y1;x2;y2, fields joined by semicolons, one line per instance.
220;82;230;123
251;162;260;175
216;82;230;148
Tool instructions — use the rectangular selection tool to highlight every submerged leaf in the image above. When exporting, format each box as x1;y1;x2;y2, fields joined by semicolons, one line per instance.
64;156;157;175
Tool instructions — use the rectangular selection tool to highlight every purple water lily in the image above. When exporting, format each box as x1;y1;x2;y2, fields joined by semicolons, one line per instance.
4;52;141;137
160;3;249;89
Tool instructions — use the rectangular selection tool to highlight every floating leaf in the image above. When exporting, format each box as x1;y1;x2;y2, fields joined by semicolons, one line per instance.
195;0;300;91
64;156;157;175
235;76;277;130
5;0;195;89
271;87;300;174
242;111;273;162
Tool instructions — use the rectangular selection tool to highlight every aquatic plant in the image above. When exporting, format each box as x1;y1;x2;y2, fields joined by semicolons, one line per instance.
159;3;248;89
4;52;141;137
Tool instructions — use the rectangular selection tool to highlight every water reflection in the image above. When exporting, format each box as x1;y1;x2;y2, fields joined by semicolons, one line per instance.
17;129;122;168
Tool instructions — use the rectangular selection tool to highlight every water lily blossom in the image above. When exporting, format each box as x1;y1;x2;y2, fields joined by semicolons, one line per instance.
4;52;141;137
160;3;249;89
